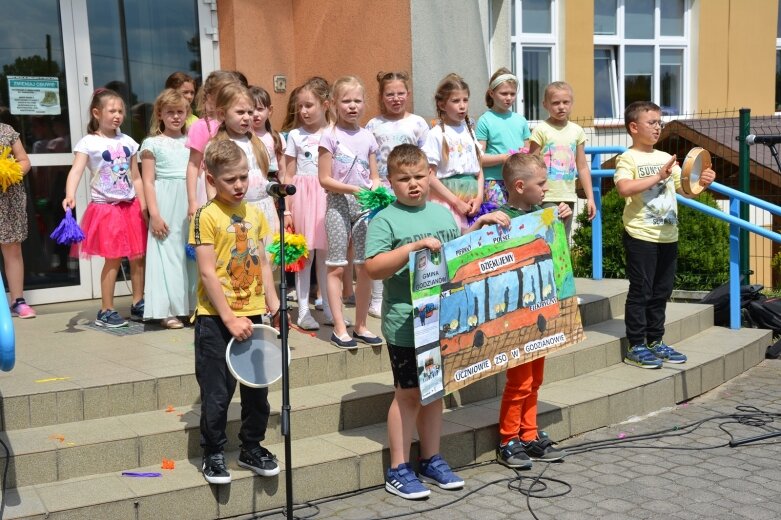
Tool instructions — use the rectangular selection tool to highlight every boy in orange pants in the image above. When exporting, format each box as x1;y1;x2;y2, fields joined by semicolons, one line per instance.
493;153;569;468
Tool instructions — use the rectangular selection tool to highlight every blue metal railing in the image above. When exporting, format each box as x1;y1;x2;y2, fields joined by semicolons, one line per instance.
0;274;15;371
678;184;781;329
587;146;628;280
585;146;781;331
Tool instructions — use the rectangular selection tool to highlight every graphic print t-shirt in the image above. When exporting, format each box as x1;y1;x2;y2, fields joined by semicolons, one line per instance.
423;122;481;179
529;120;586;202
74;133;139;203
366;114;429;178
284;128;323;177
613;148;682;243
189;200;269;316
319;126;378;189
365;202;460;347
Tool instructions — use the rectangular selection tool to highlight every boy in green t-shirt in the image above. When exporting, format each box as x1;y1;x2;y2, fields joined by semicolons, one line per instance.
614;101;714;369
188;140;281;485
365;144;505;499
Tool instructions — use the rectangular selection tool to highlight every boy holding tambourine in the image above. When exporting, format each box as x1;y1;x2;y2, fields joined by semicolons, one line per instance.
188;139;281;485
614;101;715;369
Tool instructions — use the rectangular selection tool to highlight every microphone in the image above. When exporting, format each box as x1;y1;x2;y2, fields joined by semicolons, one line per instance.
746;134;781;146
266;181;296;198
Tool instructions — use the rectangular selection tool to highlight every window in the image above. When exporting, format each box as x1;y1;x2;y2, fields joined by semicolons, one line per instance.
86;0;202;142
511;0;557;121
776;1;781;111
594;0;689;119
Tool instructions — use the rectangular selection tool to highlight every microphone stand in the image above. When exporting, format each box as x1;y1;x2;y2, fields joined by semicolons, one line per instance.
274;192;294;519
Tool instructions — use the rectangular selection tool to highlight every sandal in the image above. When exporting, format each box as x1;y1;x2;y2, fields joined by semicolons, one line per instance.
161;317;184;329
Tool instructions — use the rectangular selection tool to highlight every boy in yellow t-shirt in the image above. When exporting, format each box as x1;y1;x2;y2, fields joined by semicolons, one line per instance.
529;81;596;238
189;139;281;485
614;101;714;369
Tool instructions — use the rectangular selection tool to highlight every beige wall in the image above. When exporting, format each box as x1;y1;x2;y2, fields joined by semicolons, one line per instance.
217;0;296;127
562;0;594;120
292;0;412;123
697;0;777;115
219;0;412;128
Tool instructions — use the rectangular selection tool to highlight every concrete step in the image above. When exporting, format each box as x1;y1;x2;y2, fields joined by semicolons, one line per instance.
0;278;629;432
4;325;770;520
0;297;711;490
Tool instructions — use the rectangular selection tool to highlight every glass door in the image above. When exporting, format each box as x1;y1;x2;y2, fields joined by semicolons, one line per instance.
82;0;204;299
0;0;212;305
0;0;93;304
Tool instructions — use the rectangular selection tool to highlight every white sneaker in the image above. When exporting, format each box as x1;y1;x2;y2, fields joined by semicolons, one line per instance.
297;313;320;331
368;301;382;319
314;298;323;310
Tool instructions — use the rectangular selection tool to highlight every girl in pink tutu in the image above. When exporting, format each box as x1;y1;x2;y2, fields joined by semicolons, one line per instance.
62;88;146;328
282;77;333;331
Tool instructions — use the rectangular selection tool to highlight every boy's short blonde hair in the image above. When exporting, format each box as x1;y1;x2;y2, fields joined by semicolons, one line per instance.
502;153;546;186
387;144;427;177
204;139;246;176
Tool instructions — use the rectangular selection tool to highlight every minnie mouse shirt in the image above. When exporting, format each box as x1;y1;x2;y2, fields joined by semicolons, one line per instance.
74;133;139;203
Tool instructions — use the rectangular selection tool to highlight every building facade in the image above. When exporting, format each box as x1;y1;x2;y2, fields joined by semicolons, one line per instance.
0;0;778;304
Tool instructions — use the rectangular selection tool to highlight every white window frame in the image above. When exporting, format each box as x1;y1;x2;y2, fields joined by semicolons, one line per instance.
511;0;559;122
593;0;690;123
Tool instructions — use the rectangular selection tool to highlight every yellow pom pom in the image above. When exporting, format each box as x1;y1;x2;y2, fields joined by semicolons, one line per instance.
0;146;23;193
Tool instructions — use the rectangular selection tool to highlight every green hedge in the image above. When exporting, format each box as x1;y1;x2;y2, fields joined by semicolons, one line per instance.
571;189;730;291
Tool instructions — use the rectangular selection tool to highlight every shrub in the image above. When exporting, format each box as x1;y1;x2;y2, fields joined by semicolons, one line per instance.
571;189;729;291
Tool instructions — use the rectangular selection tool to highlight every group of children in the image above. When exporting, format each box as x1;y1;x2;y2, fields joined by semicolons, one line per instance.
1;66;715;497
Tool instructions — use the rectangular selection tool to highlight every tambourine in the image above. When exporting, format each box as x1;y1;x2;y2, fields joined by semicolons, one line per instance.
226;324;289;388
680;147;712;196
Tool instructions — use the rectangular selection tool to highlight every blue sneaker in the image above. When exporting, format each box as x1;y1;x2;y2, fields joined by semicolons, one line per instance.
95;309;128;328
130;299;145;321
418;454;464;490
624;344;663;369
385;463;430;499
649;340;687;364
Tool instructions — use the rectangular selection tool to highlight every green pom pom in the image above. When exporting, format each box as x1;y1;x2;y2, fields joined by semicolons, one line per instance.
356;186;396;213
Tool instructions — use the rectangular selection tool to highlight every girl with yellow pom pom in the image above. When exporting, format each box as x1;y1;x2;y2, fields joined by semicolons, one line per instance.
0;109;34;318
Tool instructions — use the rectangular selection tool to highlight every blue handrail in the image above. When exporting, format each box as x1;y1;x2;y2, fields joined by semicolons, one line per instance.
585;145;781;331
587;146;628;280
678;187;781;329
0;274;15;371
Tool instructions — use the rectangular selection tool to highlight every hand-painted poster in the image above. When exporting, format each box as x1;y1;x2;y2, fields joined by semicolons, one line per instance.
409;207;584;405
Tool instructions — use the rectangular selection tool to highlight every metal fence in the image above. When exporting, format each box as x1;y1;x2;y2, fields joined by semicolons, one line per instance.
567;109;781;291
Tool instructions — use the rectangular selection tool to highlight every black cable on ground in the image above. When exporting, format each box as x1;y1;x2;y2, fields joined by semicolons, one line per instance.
185;405;781;520
0;435;9;520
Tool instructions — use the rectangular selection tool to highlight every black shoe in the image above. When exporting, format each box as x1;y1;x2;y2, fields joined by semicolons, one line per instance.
238;444;280;477
497;438;533;469
202;451;231;484
522;432;567;462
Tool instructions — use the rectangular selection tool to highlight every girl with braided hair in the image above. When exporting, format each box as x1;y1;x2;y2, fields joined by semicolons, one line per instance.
421;73;484;231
